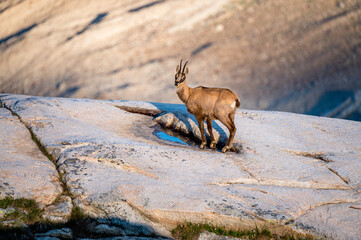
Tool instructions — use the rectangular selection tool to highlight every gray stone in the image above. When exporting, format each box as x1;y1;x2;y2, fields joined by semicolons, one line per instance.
94;224;125;236
0;207;16;218
42;196;72;223
198;231;244;240
109;218;156;237
295;203;361;240
4;207;16;215
1;94;360;239
1;219;28;228
36;237;60;240
36;228;73;239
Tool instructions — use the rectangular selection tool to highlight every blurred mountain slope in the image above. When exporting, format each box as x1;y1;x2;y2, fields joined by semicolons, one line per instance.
1;0;360;120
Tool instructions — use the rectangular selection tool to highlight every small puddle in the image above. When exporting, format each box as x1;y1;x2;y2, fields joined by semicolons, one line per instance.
154;131;187;145
152;125;243;154
152;125;199;147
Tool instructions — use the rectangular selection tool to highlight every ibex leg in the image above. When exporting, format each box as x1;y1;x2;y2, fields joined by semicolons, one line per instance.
219;112;236;153
196;116;207;149
206;118;217;149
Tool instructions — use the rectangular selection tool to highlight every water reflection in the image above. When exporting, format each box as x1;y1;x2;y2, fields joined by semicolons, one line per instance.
154;131;187;145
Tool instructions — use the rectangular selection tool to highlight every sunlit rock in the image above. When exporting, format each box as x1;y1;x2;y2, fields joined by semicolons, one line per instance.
0;94;360;239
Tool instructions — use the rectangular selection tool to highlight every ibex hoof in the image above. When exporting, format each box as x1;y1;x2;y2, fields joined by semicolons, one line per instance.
222;146;230;153
200;142;206;149
210;141;217;149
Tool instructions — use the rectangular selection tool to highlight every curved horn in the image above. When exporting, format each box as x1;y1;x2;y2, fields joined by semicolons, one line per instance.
182;61;188;73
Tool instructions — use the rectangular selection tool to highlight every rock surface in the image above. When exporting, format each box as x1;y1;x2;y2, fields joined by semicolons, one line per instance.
0;94;361;239
0;106;62;206
42;195;73;222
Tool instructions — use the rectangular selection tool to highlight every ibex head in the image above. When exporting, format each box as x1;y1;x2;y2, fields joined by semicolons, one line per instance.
175;59;189;87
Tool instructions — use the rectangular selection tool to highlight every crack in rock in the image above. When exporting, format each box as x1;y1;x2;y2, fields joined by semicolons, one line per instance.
291;199;361;220
349;205;361;210
283;149;358;192
326;167;350;184
284;150;334;163
210;177;350;190
0;102;75;221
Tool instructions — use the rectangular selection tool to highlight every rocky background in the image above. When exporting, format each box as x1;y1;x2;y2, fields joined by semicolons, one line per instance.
1;0;361;120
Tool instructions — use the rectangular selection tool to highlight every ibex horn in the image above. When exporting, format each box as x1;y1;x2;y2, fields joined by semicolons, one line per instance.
178;59;183;73
182;61;188;73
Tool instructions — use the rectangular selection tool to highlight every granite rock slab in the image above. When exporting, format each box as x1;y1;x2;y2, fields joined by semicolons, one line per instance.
0;107;62;206
0;94;360;239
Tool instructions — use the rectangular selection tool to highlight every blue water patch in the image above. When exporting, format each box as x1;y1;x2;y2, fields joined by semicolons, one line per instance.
154;131;187;145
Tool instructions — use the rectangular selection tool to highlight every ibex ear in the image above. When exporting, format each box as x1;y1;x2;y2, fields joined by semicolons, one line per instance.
176;65;180;72
185;67;189;75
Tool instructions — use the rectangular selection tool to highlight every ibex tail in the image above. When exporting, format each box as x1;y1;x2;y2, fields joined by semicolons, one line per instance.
235;98;241;108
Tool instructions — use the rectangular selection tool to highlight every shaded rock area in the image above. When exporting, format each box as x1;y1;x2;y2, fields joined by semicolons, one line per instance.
35;228;73;239
0;94;361;239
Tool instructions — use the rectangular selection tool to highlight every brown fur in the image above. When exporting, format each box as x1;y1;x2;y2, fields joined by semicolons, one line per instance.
175;61;240;153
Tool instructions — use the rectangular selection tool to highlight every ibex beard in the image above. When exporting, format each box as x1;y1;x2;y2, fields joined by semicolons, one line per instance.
174;59;240;153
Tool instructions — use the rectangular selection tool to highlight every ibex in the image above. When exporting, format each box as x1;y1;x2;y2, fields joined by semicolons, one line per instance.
174;60;240;153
